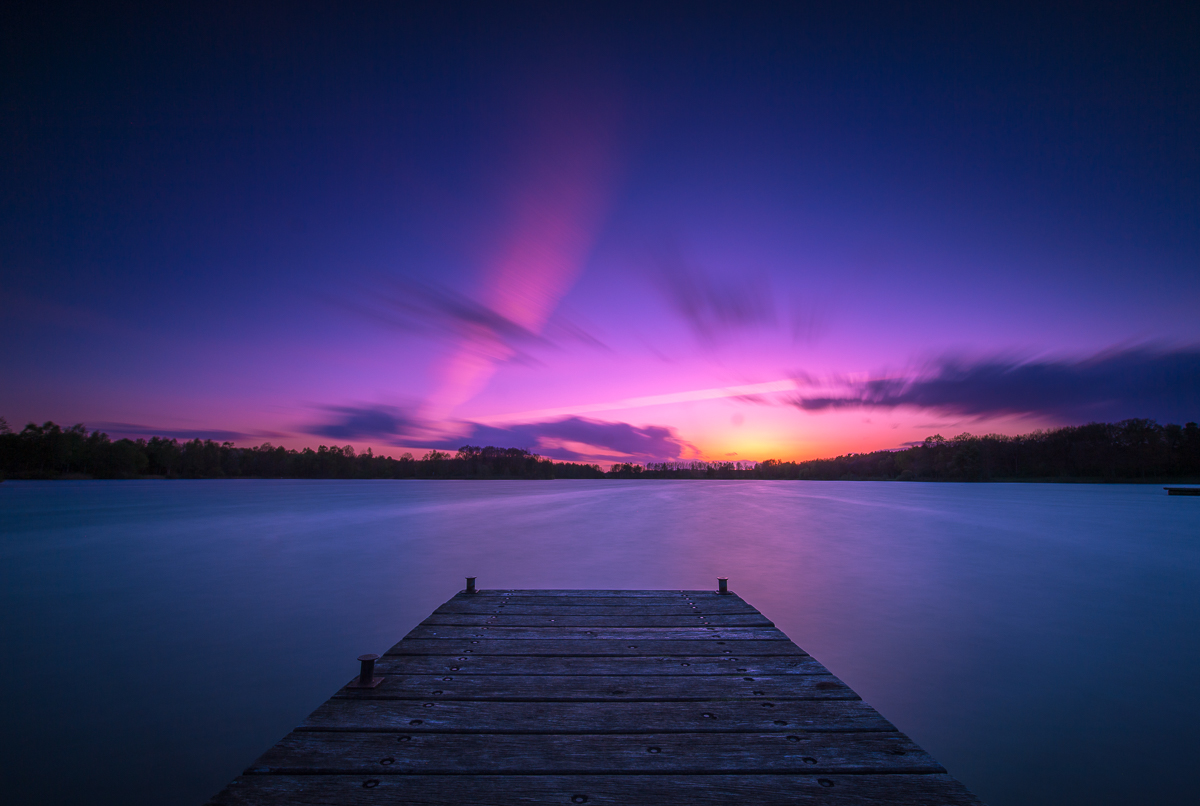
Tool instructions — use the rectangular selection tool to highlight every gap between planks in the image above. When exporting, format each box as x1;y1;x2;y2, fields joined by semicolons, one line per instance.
206;589;983;806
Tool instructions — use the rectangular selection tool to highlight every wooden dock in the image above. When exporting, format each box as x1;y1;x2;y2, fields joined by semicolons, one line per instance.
208;584;983;805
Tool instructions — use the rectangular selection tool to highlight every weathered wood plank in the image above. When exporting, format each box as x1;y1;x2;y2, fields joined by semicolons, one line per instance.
246;731;938;774
300;699;894;733
435;601;762;615
403;625;788;640
370;654;831;676
385;639;804;656
333;673;856;701
459;596;709;605
422;613;774;627
207;589;981;806
466;590;718;597
210;773;983;805
448;594;739;606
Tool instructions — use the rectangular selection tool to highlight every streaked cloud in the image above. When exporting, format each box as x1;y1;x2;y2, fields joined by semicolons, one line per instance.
306;406;418;441
465;417;691;461
649;241;775;346
304;405;689;461
483;379;797;424
338;279;550;365
341;278;607;366
91;423;274;442
793;347;1200;423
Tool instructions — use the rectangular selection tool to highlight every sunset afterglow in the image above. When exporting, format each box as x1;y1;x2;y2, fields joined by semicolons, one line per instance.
3;6;1197;465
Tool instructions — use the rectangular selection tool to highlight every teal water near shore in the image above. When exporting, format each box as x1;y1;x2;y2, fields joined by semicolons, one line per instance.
2;480;1199;805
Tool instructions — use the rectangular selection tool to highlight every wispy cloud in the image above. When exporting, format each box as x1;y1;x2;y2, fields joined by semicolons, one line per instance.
333;80;624;420
465;417;691;461
303;406;690;461
91;423;275;442
306;406;418;441
339;277;608;367
337;279;551;365
481;379;797;424
649;241;776;346
793;347;1200;423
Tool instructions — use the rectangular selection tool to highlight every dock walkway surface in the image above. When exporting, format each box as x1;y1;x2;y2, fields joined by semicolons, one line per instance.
208;586;983;805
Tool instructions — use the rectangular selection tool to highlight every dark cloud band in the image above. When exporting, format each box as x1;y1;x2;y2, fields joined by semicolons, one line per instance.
305;408;688;461
91;422;267;442
795;347;1200;423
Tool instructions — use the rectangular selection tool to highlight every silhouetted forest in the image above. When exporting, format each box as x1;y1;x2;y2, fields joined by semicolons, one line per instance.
0;420;603;480
1;418;1198;482
622;419;1200;481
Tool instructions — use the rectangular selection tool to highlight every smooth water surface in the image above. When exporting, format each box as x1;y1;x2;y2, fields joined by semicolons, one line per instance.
2;480;1199;805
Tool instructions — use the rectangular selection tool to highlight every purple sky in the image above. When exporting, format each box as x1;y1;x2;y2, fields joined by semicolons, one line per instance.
3;3;1198;463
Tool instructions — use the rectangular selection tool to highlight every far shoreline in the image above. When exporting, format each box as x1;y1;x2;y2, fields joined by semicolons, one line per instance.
5;475;1200;485
4;418;1198;483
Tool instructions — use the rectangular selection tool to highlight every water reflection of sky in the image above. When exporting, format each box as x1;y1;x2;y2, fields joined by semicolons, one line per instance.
3;480;1198;805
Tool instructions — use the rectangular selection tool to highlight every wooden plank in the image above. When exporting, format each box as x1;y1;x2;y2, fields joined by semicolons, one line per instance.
210;773;983;805
448;594;738;606
245;731;939;774
403;625;788;641
435;602;762;615
467;590;719;597
332;673;856;701
449;599;737;608
207;589;982;806
300;699;895;733
385;639;804;656
450;598;734;608
370;655;833;676
423;615;776;628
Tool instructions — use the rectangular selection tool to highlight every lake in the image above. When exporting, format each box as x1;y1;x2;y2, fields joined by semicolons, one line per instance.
2;479;1198;805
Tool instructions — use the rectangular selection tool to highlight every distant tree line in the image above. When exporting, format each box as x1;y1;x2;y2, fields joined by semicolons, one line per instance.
2;417;1197;482
0;420;604;480
618;419;1200;481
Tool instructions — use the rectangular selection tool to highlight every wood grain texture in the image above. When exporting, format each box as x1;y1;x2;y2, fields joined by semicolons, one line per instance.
210;773;983;805
245;731;940;774
332;673;855;701
443;592;742;607
434;602;763;615
300;699;893;732
464;589;721;597
205;590;983;806
385;639;804;656
370;654;832;676
403;625;789;640
422;613;774;626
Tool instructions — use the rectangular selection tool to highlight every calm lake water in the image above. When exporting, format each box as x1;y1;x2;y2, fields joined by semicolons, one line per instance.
2;480;1198;805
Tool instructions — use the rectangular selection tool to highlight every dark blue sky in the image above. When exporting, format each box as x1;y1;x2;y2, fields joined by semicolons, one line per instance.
3;2;1197;459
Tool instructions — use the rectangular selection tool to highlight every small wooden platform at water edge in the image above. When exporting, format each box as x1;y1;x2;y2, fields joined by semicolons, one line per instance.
1165;486;1200;496
208;582;983;805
